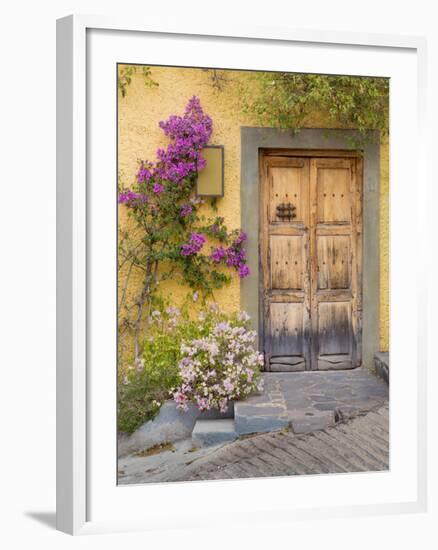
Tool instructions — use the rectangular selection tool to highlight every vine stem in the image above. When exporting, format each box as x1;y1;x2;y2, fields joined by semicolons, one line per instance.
133;259;159;363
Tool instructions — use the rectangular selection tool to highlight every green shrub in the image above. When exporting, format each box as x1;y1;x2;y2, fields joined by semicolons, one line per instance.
118;305;185;434
118;300;209;434
117;300;263;434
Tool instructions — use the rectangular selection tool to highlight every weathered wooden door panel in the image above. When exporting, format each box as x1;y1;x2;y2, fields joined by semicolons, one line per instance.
269;302;306;371
317;236;351;290
270;235;303;290
261;152;362;371
268;163;307;223
261;157;311;371
311;157;361;370
316;164;352;223
316;301;352;369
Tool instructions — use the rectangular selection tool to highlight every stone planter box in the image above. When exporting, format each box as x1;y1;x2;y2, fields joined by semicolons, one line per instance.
118;399;234;457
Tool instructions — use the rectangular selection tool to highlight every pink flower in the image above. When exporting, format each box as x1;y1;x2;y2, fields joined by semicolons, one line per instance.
196;397;209;411
223;378;234;392
173;390;188;411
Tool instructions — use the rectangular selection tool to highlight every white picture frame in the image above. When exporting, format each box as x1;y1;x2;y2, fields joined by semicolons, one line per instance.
56;15;428;535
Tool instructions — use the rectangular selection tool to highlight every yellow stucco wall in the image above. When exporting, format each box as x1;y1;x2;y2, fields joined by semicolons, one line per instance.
118;66;389;354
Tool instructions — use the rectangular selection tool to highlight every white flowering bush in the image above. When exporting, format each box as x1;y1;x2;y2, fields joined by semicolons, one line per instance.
118;298;264;434
173;307;264;413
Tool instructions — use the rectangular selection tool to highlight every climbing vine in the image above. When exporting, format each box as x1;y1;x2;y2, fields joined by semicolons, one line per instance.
240;72;389;144
118;65;158;97
118;97;250;363
202;69;230;91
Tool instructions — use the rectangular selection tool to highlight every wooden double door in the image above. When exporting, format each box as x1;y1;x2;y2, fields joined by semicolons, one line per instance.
260;151;363;371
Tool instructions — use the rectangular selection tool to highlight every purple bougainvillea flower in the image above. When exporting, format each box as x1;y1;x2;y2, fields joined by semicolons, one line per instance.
118;190;136;203
134;97;212;188
233;231;247;246
190;232;206;249
181;232;206;256
238;264;250;278
210;246;227;263
154;96;212;184
180;245;193;257
137;162;153;183
123;98;251;288
153;183;164;194
118;189;149;206
225;246;246;267
180;203;193;217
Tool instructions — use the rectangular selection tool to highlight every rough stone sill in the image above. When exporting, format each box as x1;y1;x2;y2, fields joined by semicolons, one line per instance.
374;352;389;385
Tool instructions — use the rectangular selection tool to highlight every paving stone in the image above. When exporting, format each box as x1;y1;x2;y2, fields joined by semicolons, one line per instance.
291;410;336;434
192;419;237;448
301;434;353;473
313;402;341;411
331;429;387;468
336;426;388;463
249;439;300;475
270;436;330;474
130;404;390;483
291;437;347;474
367;410;390;430
212;463;243;479
264;438;314;475
244;456;275;477
119;368;389;482
347;417;389;446
234;402;289;435
318;428;383;470
312;431;369;472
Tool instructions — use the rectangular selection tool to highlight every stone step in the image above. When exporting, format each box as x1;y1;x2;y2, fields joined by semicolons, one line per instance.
234;402;337;436
192;419;237;448
234;402;289;436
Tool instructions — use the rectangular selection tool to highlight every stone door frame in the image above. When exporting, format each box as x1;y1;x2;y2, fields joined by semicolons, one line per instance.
240;127;380;370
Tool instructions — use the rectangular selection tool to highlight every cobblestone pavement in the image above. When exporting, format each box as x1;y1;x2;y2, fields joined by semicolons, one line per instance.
238;369;389;433
167;404;389;482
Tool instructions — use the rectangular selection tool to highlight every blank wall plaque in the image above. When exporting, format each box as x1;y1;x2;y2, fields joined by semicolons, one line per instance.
196;145;224;197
